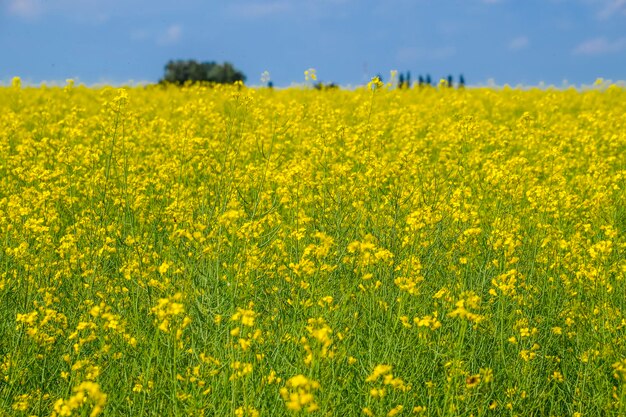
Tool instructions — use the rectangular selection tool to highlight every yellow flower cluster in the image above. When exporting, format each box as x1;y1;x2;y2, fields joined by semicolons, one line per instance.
366;364;411;393
280;374;321;412
150;292;191;339
301;317;334;365
16;304;68;348
447;291;484;323
1;79;625;416
230;305;262;351
51;381;107;417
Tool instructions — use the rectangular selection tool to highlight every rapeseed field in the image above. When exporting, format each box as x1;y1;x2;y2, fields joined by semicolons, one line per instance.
1;77;625;416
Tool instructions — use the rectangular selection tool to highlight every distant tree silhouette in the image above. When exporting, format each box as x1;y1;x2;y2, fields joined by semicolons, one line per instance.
160;60;246;85
413;72;465;89
397;71;412;89
313;82;339;90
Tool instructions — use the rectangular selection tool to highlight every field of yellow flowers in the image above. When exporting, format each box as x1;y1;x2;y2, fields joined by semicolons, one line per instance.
1;77;625;416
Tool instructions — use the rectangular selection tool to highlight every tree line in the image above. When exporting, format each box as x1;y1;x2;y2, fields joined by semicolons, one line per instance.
381;72;466;89
160;60;466;88
160;60;246;85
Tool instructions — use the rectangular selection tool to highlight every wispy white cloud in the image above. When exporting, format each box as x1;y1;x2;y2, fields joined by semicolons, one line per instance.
130;29;150;42
573;36;626;55
229;1;292;18
508;36;529;50
596;0;626;18
131;24;184;46
396;45;456;63
579;0;626;19
6;0;43;19
227;0;354;19
157;24;183;46
4;0;150;22
4;0;115;23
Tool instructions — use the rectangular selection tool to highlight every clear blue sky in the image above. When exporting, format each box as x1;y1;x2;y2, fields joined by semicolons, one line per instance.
1;0;625;86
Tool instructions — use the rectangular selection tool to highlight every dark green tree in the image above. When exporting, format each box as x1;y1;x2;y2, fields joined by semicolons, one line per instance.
313;81;339;90
160;60;246;85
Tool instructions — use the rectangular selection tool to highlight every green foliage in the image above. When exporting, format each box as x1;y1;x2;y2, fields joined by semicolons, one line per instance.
160;60;246;85
2;82;626;416
313;81;339;90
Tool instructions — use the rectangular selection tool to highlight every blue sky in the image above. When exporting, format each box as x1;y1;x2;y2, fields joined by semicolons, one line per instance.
1;0;625;86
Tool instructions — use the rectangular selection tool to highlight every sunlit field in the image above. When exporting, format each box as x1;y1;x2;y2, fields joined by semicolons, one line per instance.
1;78;625;417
